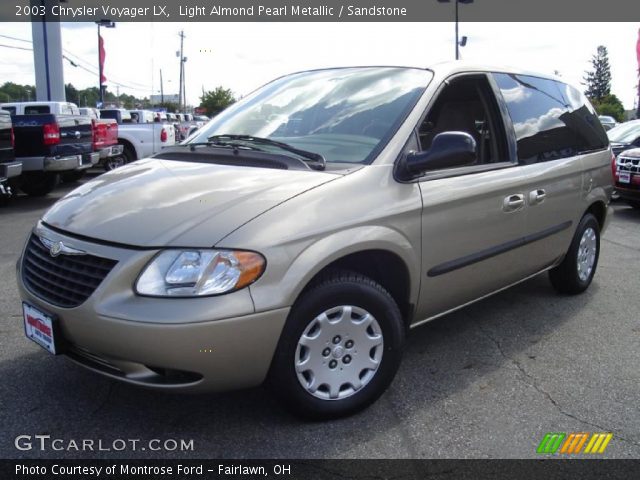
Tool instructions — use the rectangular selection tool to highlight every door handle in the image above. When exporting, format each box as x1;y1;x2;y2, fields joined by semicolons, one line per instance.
529;189;546;205
503;193;525;212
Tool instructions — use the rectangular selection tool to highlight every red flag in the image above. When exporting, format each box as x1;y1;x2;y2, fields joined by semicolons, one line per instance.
637;28;640;70
99;34;107;85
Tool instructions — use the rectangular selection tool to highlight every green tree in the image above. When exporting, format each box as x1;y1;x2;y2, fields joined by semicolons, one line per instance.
200;86;236;117
591;94;625;122
583;45;612;101
0;82;36;102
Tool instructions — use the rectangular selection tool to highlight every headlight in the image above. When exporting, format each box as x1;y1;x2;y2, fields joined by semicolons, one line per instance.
136;249;265;297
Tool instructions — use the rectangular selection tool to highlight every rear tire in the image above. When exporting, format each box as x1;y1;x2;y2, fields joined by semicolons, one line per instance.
19;172;59;197
119;144;135;165
549;213;600;294
269;270;405;419
103;155;126;171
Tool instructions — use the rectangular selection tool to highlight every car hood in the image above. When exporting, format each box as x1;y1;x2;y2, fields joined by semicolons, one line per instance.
42;158;340;247
618;147;640;158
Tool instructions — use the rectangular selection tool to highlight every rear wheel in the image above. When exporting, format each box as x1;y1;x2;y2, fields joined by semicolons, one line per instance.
118;144;136;166
19;172;59;197
103;155;126;171
269;271;405;419
549;213;600;294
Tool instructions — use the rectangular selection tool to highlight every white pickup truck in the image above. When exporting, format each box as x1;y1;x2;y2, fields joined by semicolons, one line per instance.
100;108;176;163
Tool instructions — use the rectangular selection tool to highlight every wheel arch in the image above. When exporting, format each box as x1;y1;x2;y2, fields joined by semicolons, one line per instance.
251;226;420;328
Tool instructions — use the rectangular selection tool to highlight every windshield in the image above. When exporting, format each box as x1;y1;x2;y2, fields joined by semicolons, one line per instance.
608;121;640;143
188;67;432;164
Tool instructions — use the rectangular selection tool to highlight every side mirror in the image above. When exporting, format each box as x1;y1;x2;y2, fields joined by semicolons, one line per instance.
401;131;477;178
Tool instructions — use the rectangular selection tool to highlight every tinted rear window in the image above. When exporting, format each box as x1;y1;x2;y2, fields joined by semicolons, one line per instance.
493;73;608;164
2;107;16;115
24;105;51;114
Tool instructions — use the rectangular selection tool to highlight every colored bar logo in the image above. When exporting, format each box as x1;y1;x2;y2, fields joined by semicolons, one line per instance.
537;432;612;454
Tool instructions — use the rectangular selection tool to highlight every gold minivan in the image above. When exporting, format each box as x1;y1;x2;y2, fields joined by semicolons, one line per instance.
17;63;613;418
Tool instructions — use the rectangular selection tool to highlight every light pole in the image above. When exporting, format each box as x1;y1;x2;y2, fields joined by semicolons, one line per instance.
95;19;115;107
437;0;474;60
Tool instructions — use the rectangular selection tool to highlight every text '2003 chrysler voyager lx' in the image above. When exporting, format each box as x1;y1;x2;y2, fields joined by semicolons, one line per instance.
18;63;613;418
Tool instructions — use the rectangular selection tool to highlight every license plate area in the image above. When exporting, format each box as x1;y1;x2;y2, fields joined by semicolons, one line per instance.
23;302;62;355
618;171;631;184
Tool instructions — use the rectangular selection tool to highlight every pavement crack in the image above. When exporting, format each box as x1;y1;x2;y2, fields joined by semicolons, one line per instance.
602;237;640;252
476;323;640;449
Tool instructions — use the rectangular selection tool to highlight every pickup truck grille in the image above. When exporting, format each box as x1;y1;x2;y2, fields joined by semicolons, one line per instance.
617;156;640;174
22;234;117;308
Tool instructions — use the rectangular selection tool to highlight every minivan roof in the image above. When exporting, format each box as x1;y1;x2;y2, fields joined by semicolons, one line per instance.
277;62;565;87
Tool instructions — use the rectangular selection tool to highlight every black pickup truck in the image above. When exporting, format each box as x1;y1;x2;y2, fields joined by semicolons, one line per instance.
9;105;98;196
0;110;22;204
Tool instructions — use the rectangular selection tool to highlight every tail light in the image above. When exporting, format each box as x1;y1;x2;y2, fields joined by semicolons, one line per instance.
10;127;15;149
43;122;60;146
91;119;97;150
610;152;617;180
160;128;168;143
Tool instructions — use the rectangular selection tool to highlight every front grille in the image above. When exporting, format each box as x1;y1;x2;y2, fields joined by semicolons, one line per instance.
617;156;640;174
22;234;117;308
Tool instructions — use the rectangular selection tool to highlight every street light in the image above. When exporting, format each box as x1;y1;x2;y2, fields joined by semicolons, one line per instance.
437;0;474;60
95;19;115;107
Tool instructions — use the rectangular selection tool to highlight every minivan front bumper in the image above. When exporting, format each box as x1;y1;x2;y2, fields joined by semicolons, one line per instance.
16;225;289;392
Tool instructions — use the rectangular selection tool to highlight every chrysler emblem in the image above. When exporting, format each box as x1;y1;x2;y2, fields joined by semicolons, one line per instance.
50;241;63;257
38;235;86;257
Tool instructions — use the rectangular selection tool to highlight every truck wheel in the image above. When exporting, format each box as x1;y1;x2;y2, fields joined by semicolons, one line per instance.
549;213;600;294
60;170;85;183
19;172;59;197
103;155;126;171
120;144;136;165
269;270;404;419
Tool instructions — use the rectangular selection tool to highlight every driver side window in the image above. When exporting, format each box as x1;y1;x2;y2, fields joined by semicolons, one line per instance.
418;75;506;166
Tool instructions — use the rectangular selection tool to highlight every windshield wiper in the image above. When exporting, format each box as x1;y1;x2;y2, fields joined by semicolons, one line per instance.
206;134;326;170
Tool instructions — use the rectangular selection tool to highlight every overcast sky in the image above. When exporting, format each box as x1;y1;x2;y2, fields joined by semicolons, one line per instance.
1;22;638;109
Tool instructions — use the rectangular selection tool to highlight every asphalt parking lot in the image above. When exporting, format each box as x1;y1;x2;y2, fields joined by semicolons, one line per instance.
1;172;639;459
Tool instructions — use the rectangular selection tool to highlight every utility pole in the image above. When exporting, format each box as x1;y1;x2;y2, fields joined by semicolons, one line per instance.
177;30;185;111
160;68;164;104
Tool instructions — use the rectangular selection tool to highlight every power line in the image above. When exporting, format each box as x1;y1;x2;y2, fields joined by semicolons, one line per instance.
0;43;32;52
0;33;153;91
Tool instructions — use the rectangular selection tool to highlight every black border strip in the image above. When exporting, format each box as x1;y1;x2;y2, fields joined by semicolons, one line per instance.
427;220;572;277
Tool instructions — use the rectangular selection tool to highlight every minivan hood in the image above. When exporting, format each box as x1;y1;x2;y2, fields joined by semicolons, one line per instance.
43;158;340;247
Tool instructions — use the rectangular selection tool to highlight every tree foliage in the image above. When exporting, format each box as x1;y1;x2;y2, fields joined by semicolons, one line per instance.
591;94;625;122
583;45;612;101
200;87;236;117
0;82;36;103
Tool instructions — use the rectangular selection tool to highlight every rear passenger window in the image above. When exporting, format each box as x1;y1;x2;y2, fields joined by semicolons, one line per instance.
493;73;608;164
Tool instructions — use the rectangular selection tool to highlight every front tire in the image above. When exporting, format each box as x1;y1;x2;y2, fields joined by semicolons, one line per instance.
269;271;405;419
549;213;600;294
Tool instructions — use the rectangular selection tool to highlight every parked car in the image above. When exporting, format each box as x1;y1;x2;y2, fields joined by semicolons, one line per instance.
607;119;640;156
613;147;640;209
17;64;612;419
598;115;617;131
3;101;98;196
0;109;22;204
92;118;124;171
101;108;175;163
